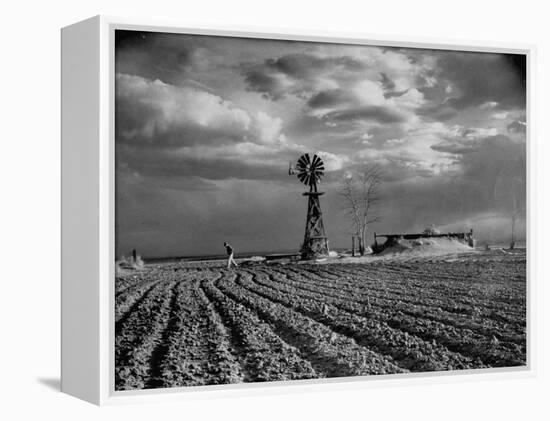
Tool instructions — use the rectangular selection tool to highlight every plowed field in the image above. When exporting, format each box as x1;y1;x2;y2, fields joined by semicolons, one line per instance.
115;250;526;390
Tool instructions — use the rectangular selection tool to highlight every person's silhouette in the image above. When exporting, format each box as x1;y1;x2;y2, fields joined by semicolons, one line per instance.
224;242;238;268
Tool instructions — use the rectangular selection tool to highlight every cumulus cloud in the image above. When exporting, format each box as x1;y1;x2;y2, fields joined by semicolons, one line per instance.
116;74;252;146
492;112;508;120
480;101;499;109
316;151;350;171
385;138;405;146
116;73;304;181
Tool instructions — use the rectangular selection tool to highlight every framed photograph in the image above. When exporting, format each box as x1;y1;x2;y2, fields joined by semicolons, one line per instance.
61;16;532;405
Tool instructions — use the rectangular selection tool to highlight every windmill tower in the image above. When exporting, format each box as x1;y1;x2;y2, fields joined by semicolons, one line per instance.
289;153;329;259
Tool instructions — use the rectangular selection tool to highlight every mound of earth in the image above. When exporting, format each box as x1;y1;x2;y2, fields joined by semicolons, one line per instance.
378;237;473;257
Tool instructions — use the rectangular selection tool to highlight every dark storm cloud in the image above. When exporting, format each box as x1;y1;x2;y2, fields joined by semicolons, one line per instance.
459;136;526;182
431;134;526;205
380;72;395;91
419;51;526;115
243;69;288;100
306;89;356;108
324;105;407;124
267;53;365;77
430;141;478;155
379;73;410;99
242;53;366;100
115;30;201;83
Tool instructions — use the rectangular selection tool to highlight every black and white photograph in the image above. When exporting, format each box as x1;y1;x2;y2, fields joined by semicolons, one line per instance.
114;29;527;391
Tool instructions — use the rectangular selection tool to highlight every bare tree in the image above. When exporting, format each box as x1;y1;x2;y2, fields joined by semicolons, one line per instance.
339;166;382;255
494;157;525;249
509;176;524;249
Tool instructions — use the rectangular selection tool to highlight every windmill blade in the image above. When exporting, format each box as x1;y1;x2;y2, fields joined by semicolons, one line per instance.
297;155;308;168
304;153;311;166
311;154;321;167
299;173;310;186
297;172;308;184
311;157;323;170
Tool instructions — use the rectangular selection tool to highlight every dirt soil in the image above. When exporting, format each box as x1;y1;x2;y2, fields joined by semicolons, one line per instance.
115;249;527;390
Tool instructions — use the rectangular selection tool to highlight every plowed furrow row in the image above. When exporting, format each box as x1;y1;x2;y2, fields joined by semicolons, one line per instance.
201;277;319;382
115;281;178;390
145;279;244;388
295;266;526;316
248;271;525;367
269;268;525;337
345;263;526;292
238;272;481;371
295;266;525;321
115;280;162;323
214;275;406;377
326;262;525;290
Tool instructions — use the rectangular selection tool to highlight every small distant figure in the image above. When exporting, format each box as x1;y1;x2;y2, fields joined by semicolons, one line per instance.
224;241;238;269
132;248;137;263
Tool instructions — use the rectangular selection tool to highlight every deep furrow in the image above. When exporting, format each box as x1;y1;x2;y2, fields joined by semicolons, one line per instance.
215;274;406;377
290;266;526;318
115;281;168;327
268;267;526;335
199;279;256;382
201;277;319;382
334;262;526;292
244;271;525;367
115;273;155;297
115;281;178;390
238;272;481;371
115;280;162;323
145;283;181;389
147;279;244;388
322;261;525;290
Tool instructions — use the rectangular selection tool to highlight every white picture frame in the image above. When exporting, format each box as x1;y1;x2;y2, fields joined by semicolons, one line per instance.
61;15;535;406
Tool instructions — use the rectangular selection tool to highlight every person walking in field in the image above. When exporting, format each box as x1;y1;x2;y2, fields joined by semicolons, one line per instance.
224;241;239;268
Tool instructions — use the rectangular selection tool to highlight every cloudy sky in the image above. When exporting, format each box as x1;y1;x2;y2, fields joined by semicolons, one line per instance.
115;30;527;258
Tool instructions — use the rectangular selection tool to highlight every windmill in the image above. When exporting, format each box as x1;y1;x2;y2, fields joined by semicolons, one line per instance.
289;153;330;259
